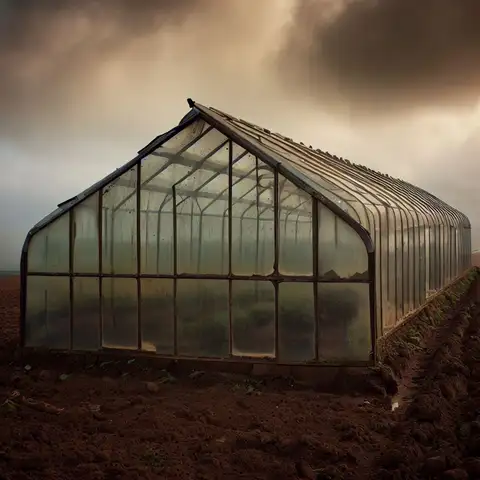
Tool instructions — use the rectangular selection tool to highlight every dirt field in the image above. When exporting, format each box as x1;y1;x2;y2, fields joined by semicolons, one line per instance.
1;273;480;479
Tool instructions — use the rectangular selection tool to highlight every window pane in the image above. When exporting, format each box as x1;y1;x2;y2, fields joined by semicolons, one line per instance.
102;167;137;274
177;280;229;357
385;208;398;332
318;204;368;279
141;279;174;354
177;198;201;274
139;200;174;275
231;153;275;275
28;215;69;273
141;124;230;275
25;276;70;348
317;283;371;362
102;278;138;350
279;178;313;275
175;140;230;274
73;193;99;273
278;283;315;362
232;281;275;358
140;150;176;274
73;277;100;350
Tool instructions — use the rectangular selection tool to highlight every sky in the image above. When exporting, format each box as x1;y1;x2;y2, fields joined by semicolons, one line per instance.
0;0;479;270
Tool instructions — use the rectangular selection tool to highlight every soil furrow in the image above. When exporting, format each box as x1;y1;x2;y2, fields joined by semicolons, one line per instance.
370;280;480;479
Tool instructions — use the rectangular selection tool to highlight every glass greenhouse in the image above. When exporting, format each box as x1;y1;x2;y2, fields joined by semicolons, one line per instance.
20;99;472;366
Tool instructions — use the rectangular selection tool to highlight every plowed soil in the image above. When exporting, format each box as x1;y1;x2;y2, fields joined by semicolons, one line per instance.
1;274;480;480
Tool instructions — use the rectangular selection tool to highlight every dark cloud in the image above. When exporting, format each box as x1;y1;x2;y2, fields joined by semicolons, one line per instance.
277;0;480;113
0;0;218;138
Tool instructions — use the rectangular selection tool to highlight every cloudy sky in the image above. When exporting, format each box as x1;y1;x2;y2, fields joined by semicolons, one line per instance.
0;0;479;270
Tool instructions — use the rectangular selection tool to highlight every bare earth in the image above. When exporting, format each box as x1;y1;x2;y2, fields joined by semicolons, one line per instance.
1;275;480;479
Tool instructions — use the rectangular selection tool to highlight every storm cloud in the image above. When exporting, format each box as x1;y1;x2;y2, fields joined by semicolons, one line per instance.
277;0;480;114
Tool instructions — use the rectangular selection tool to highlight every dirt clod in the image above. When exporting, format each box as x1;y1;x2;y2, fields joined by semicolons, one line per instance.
295;460;317;479
442;468;469;480
425;456;447;475
145;381;160;393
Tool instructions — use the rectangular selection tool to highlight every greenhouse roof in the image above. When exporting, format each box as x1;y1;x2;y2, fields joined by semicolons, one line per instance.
27;98;470;244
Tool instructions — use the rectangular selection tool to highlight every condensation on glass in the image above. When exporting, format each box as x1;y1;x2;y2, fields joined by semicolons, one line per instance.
22;103;472;366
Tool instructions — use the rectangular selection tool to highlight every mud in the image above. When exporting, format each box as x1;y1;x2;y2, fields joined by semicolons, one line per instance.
0;270;479;479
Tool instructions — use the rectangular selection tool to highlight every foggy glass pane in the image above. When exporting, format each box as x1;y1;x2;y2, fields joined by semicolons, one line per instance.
231;152;275;275
177;280;229;357
139;195;174;274
73;193;99;274
279;177;313;275
175;141;230;274
141;125;230;275
73;277;100;351
385;208;398;332
318;204;368;280
278;283;315;362
102;167;137;275
141;279;174;354
102;278;138;350
177;198;201;274
28;214;69;273
317;283;371;362
232;281;275;358
25;276;70;349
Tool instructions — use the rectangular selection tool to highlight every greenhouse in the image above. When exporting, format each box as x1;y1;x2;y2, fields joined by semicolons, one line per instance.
20;99;472;366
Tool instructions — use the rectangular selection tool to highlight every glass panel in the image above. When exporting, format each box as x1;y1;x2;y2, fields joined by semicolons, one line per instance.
141;279;174;354
102;278;138;350
231;153;275;275
176;280;229;357
318;204;368;280
140;197;174;274
28;215;69;273
399;210;409;315
25;276;70;348
73;193;99;273
174;139;230;274
377;206;387;335
140;119;210;189
232;281;275;358
102;167;137;274
278;283;315;362
73;277;100;351
140;127;203;274
279;178;313;275
407;215;415;311
141;126;231;275
439;224;445;287
385;208;397;331
396;213;405;317
317;283;371;362
157;119;208;153
177;198;201;274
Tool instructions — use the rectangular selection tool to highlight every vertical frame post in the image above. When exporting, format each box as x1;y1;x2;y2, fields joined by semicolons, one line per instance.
273;169;279;360
368;249;377;364
228;140;233;356
98;190;104;349
136;164;142;350
69;210;74;350
172;186;178;356
312;199;319;361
